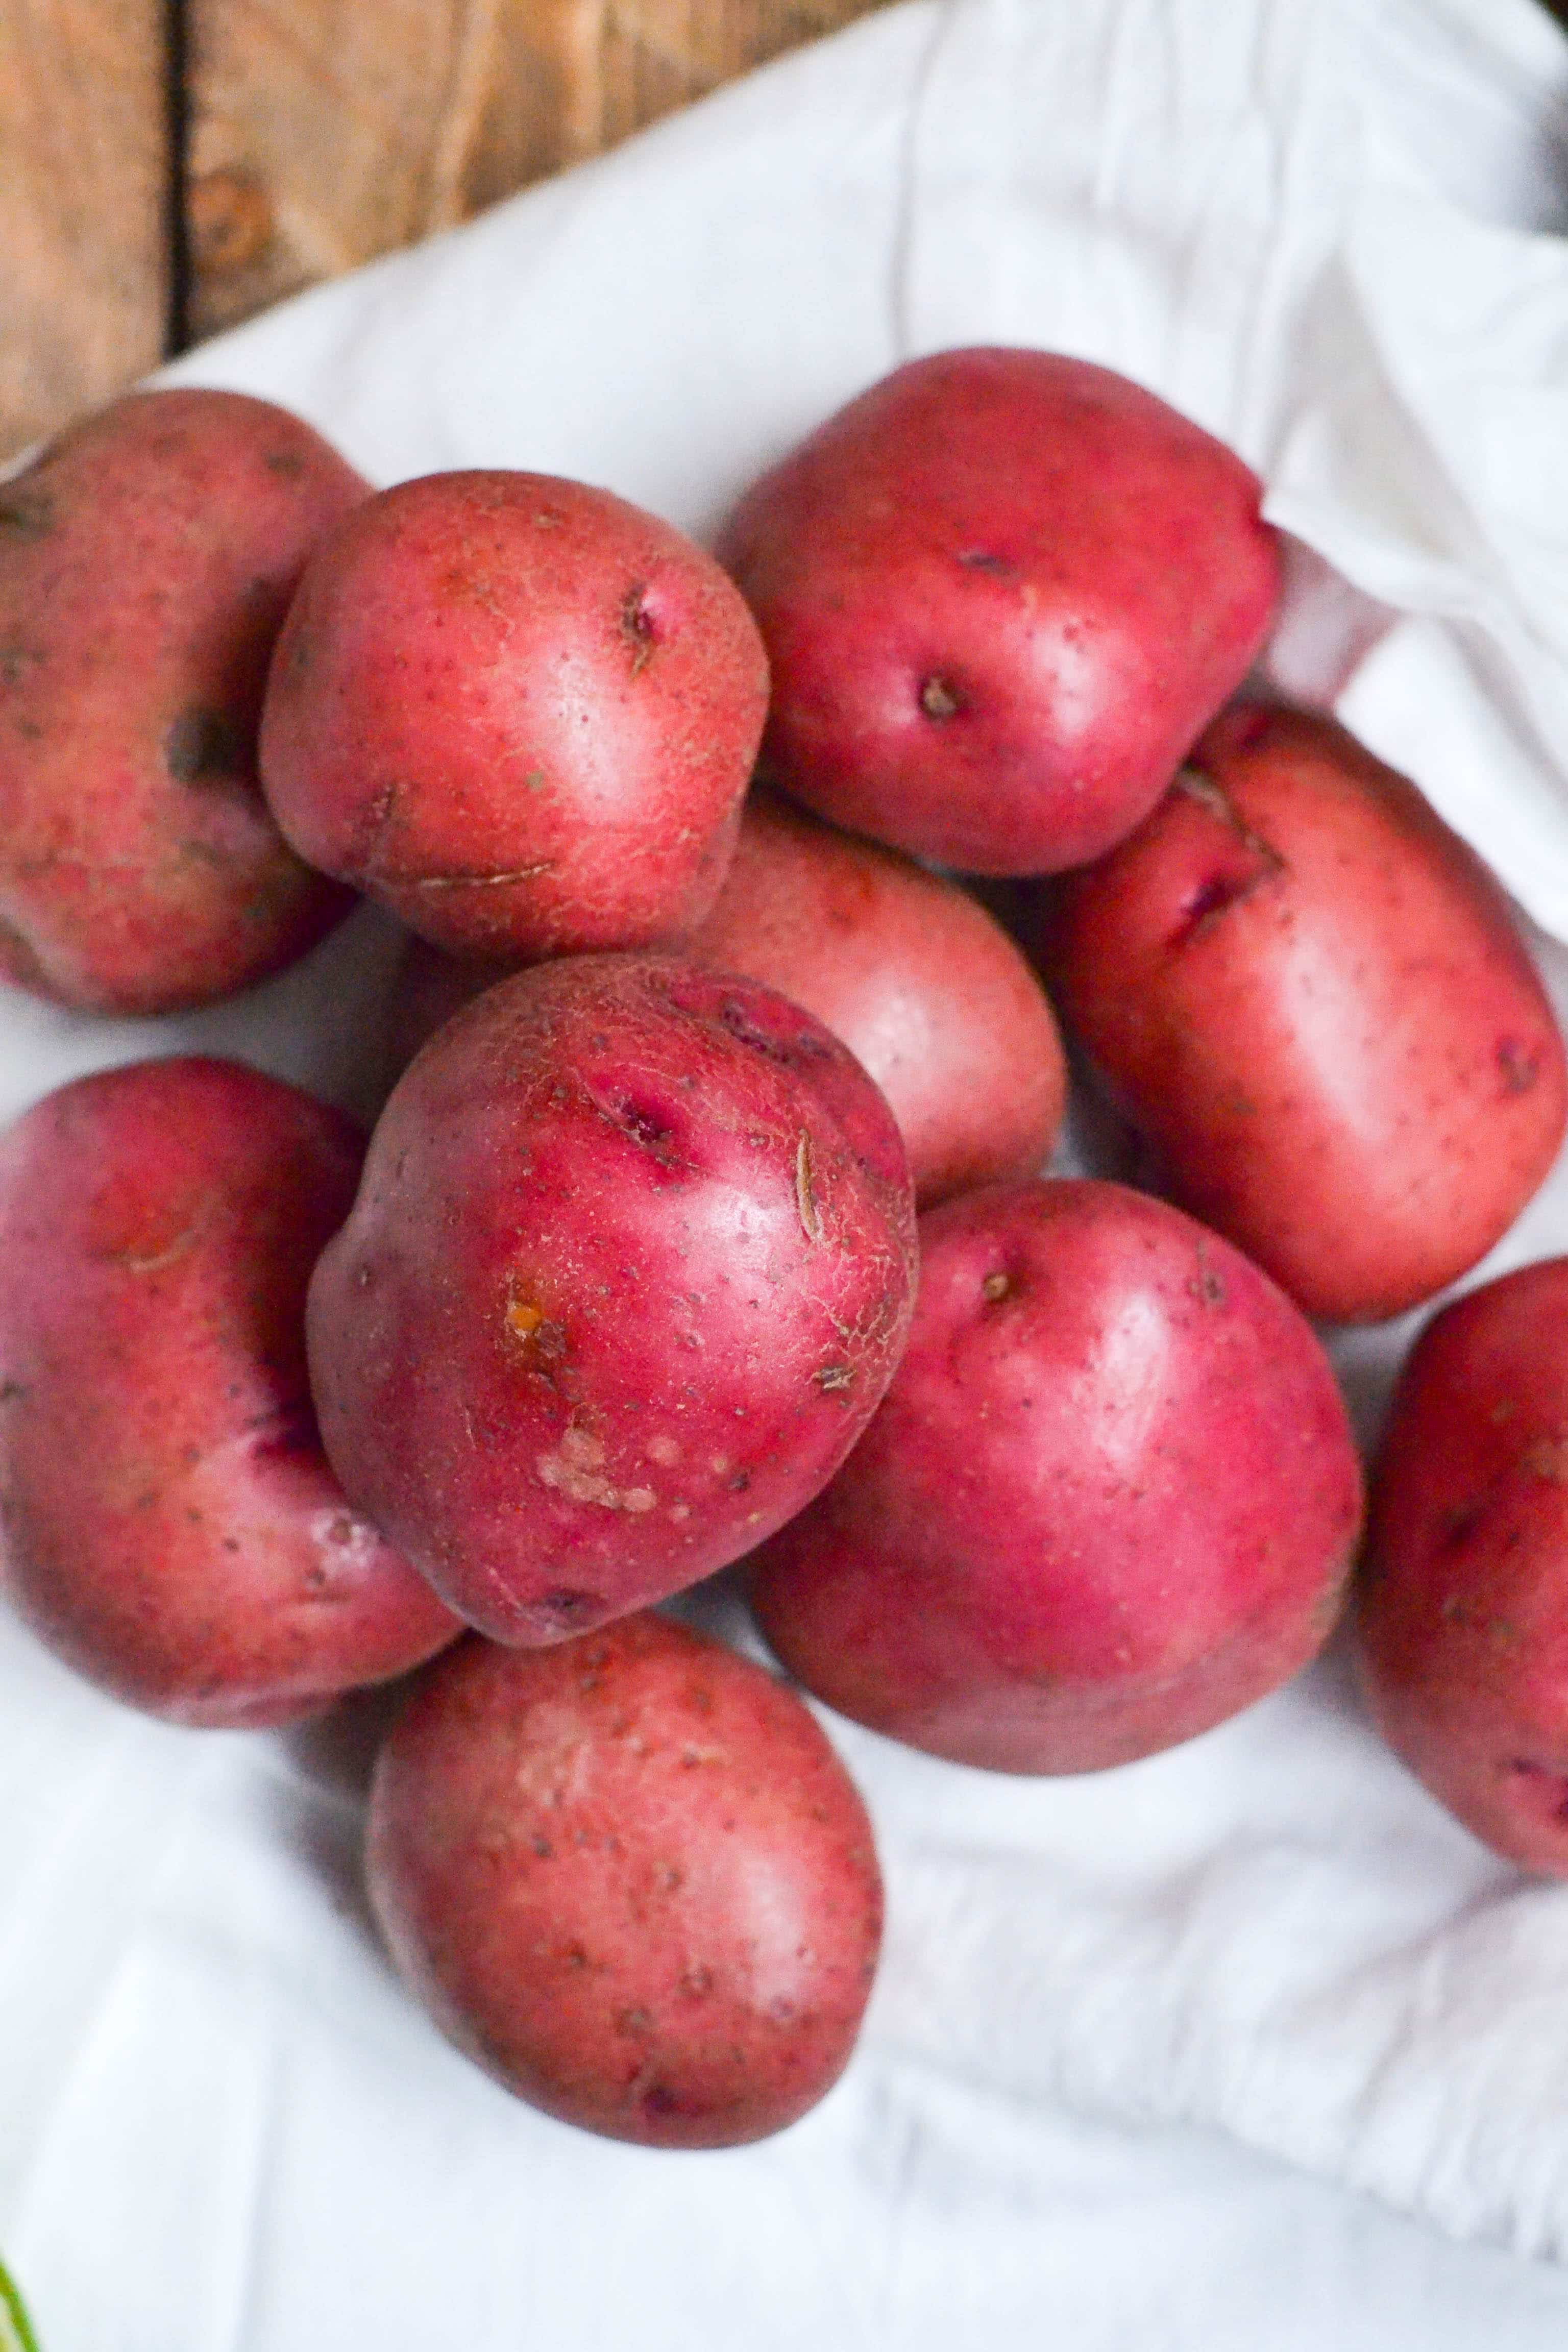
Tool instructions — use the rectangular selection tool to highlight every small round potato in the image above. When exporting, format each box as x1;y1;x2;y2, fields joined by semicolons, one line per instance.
367;1615;884;2147
0;1058;460;1725
0;389;362;1013
260;471;769;961
751;1179;1364;1774
717;348;1280;873
1355;1259;1568;1875
310;955;918;1647
1045;705;1567;1322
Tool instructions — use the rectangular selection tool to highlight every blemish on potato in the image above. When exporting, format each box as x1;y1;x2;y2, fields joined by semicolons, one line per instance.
530;1587;606;1637
814;1363;854;1394
1523;1437;1568;1484
164;705;242;785
981;1270;1011;1303
560;1427;606;1473
919;674;962;720
1187;1250;1227;1308
647;1434;682;1467
1498;1039;1541;1095
504;1289;569;1372
0;489;55;540
0;634;42;685
1502;1757;1568;1825
620;582;657;675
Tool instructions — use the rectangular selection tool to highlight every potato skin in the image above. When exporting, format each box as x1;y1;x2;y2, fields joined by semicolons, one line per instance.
685;789;1065;1206
309;955;918;1647
1046;705;1567;1324
1355;1261;1568;1874
259;471;768;960
0;1059;460;1726
366;1616;884;2147
717;348;1280;873
0;390;362;1014
383;788;1067;1208
750;1180;1363;1775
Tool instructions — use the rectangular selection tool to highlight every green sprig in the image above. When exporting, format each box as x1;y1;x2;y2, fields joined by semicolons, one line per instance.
0;2259;40;2352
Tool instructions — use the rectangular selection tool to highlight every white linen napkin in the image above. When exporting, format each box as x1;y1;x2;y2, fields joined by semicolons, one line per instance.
7;1;1568;2344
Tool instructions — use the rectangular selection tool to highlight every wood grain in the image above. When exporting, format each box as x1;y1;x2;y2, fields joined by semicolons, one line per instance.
0;0;170;465
184;0;888;339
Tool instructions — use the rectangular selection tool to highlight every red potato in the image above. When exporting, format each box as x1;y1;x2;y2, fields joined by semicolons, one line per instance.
309;955;917;1647
750;1180;1363;1775
1355;1260;1568;1875
686;790;1066;1205
368;1615;884;2147
259;471;769;961
382;787;1067;1208
716;348;1281;873
0;389;362;1014
0;1059;461;1726
1045;705;1568;1325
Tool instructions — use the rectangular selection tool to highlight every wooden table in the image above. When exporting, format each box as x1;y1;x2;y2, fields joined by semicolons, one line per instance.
0;0;885;464
3;0;1564;468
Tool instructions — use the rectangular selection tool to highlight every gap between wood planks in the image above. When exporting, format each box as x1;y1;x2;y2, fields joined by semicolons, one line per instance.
165;0;192;357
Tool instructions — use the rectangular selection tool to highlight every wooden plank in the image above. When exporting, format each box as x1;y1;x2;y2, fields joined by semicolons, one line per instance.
587;0;888;157
0;0;170;465
185;0;889;341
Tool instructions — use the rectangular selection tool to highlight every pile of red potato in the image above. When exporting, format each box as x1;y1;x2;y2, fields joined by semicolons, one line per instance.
2;348;1566;2150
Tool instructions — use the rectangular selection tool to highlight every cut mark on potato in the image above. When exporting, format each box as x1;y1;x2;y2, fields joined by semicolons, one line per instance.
102;1210;208;1277
1166;776;1287;945
795;1134;822;1242
589;1088;687;1169
1168;849;1286;950
412;863;555;891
